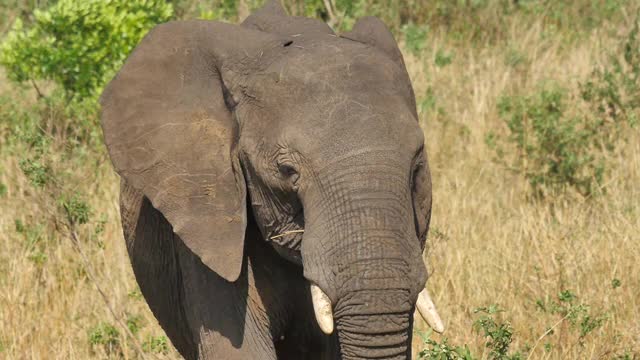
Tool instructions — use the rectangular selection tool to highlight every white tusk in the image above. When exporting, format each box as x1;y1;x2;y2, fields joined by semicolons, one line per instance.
310;284;334;335
416;288;445;333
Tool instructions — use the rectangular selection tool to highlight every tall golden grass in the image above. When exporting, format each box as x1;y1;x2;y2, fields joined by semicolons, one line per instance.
1;2;639;359
408;6;640;358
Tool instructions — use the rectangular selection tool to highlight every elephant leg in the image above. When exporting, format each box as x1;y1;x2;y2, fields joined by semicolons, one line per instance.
120;180;197;359
250;245;339;359
279;295;360;359
176;236;279;360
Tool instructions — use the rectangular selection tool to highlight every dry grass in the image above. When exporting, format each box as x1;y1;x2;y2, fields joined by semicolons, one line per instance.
1;3;639;359
409;11;640;360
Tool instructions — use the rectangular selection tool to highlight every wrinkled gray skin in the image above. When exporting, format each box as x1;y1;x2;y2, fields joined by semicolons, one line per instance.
101;1;433;359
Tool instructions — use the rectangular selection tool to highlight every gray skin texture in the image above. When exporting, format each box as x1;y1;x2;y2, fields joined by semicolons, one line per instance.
101;1;434;359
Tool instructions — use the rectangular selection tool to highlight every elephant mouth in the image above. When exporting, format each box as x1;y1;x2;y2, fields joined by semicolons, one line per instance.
265;209;305;264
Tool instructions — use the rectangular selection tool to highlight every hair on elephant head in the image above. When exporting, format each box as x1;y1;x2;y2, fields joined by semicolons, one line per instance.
101;1;443;359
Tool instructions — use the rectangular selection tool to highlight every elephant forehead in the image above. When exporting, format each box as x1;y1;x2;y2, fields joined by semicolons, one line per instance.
278;103;424;167
281;79;420;144
253;88;422;162
258;38;409;94
242;37;423;158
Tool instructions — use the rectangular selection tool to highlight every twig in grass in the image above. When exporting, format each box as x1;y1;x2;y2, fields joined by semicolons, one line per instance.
30;79;45;99
526;313;571;360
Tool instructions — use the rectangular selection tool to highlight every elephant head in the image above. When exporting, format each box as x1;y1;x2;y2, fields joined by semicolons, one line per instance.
101;1;443;358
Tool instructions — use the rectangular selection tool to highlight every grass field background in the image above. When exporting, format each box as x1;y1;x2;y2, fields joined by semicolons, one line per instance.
0;1;638;359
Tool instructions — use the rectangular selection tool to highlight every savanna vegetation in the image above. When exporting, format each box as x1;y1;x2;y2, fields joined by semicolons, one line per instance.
0;0;638;359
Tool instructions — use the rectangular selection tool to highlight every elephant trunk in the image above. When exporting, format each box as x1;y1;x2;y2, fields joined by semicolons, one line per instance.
332;256;415;360
334;289;413;360
301;151;441;358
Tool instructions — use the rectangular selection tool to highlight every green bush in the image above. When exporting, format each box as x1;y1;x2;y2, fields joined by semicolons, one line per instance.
488;85;605;197
417;304;523;360
142;335;170;354
434;48;454;67
19;157;51;187
61;193;91;225
402;23;429;56
418;296;610;360
0;0;173;99
473;305;523;360
417;334;474;360
581;11;640;133
88;322;121;355
535;290;608;341
125;314;144;335
488;11;639;199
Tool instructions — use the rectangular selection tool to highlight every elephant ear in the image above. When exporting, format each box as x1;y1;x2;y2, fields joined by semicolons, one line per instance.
340;17;407;69
341;17;418;116
247;0;287;18
242;0;334;36
101;21;280;282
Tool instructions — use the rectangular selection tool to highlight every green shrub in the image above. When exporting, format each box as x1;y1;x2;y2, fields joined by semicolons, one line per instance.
612;278;622;289
473;305;523;360
19;158;51;187
88;322;121;354
535;289;608;341
581;11;640;132
488;11;640;199
0;0;173;99
418;297;610;360
1;94;49;153
401;23;428;55
417;304;523;360
434;48;454;67
417;332;474;360
14;218;49;265
127;288;144;301
61;193;91;225
142;335;170;354
489;85;605;197
14;219;44;248
614;350;640;360
125;314;144;336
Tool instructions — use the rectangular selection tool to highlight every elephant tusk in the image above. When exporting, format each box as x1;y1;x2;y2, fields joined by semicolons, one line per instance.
310;284;334;335
416;288;445;333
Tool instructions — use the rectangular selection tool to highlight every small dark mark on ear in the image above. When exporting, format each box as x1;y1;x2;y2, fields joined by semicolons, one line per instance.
283;40;293;47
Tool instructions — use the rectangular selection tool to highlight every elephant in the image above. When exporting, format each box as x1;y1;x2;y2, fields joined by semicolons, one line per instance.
100;1;444;359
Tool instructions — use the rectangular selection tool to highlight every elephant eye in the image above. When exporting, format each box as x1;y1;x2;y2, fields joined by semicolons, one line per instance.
278;162;299;184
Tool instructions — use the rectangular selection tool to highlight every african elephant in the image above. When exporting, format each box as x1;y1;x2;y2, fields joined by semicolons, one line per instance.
100;1;443;359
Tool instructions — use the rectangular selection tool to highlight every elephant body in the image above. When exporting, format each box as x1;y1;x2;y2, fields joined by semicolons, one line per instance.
102;1;443;359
